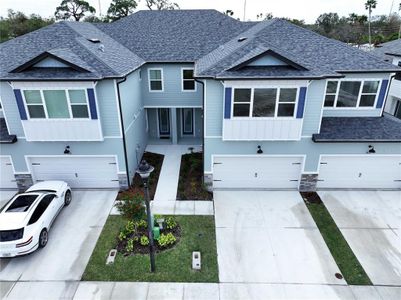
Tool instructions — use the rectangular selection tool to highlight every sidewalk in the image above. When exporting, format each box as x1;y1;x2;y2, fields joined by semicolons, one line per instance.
2;281;400;300
146;144;201;202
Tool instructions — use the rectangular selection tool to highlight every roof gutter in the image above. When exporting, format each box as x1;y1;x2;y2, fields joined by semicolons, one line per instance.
116;77;131;188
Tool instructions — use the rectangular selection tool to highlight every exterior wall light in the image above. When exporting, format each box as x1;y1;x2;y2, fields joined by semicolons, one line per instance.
257;145;263;154
367;145;376;154
64;145;71;154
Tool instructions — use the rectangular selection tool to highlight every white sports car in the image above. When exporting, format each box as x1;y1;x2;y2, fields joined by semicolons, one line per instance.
0;181;71;257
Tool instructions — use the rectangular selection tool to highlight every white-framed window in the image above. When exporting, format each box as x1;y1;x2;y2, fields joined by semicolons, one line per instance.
232;87;298;118
324;80;381;108
182;68;196;91
148;68;163;92
22;89;90;120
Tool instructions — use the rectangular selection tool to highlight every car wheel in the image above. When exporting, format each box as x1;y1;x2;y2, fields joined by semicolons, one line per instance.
39;229;48;248
64;190;72;206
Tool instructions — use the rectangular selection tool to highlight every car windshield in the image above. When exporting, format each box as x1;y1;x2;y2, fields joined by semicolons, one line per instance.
6;195;39;213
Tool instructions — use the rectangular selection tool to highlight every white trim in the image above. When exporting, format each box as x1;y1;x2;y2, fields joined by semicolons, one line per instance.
148;68;164;92
145;109;149;132
317;154;401;173
380;74;393;116
11;81;94;89
181;68;197;92
0;155;17;174
203;80;207;136
205;136;222;138
301;135;313;138
103;136;123;139
113;79;124;138
25;154;122;181
0;95;14;137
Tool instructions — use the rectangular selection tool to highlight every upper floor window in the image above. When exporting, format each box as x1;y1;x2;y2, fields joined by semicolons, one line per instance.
182;69;196;91
148;68;163;91
232;87;298;118
324;80;380;108
23;89;89;119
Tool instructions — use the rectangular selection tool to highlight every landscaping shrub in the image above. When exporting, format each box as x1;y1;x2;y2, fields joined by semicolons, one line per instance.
116;193;145;220
158;232;176;247
140;235;149;246
166;216;177;229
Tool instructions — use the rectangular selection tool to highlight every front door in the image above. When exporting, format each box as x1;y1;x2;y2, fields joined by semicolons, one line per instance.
158;108;170;137
182;108;194;135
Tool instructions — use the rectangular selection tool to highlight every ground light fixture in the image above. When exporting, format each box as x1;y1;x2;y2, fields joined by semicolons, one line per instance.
136;160;156;272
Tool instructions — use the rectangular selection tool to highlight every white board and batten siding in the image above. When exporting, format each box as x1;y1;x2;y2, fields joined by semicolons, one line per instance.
317;155;401;189
0;156;17;189
213;155;304;189
27;156;120;189
223;119;302;141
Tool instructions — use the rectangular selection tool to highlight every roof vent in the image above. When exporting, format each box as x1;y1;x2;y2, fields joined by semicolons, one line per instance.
238;37;247;42
98;44;105;52
88;38;101;43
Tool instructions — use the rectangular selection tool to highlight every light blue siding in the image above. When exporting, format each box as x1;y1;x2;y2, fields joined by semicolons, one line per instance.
204;137;401;173
205;80;223;136
95;80;121;136
34;57;69;68
141;64;202;107
0;82;24;137
322;109;382;117
302;80;325;136
0;139;126;173
248;55;288;66
119;70;148;180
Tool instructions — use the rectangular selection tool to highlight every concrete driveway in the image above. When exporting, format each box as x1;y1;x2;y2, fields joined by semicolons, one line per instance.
214;191;346;285
0;190;117;281
0;190;17;210
319;190;401;286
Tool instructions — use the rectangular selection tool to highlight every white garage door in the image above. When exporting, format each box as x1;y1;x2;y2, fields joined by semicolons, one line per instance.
28;156;120;189
0;156;17;189
317;155;401;189
213;156;304;189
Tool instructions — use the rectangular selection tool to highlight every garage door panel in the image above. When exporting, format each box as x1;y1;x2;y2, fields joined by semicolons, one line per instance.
0;157;17;189
29;157;119;189
318;156;401;189
213;156;303;189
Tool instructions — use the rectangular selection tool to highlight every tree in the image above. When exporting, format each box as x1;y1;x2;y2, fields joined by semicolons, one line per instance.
256;12;273;20
107;0;138;21
315;13;340;35
145;0;179;10
365;0;377;47
223;10;234;17
0;10;54;43
55;0;96;21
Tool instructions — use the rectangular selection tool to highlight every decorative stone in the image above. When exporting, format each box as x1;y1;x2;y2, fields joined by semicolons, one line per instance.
15;174;33;192
118;173;129;190
299;173;319;192
203;174;213;192
192;251;201;270
106;249;117;265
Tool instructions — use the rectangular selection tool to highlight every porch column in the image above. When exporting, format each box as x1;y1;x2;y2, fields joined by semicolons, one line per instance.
170;108;178;144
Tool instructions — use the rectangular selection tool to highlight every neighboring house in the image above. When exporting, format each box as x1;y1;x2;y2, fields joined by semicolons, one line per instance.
0;10;400;192
372;39;401;119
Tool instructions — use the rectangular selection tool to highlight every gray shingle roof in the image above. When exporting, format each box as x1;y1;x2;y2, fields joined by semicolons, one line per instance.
195;19;401;79
312;114;401;142
96;9;250;62
0;118;17;144
0;21;144;80
371;39;401;61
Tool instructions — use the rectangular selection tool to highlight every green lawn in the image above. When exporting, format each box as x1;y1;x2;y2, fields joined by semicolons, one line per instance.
305;199;372;285
82;215;218;282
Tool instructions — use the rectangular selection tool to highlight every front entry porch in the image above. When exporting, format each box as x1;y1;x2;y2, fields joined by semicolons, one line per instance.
146;107;202;145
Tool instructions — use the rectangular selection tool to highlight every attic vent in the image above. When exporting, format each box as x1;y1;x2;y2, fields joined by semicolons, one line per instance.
88;38;101;43
238;37;247;42
98;44;105;52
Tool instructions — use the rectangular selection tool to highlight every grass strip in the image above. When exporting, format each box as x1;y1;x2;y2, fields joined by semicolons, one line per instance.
82;215;218;282
302;192;372;285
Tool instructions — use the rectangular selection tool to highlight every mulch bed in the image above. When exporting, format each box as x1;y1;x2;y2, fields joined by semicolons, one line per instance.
177;152;213;200
116;224;182;256
117;151;164;200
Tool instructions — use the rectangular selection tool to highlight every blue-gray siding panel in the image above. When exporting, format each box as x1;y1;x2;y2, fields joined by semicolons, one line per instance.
95;80;122;137
0;82;24;137
205;80;223;136
302;80;325;136
204;137;401;173
142;64;202;107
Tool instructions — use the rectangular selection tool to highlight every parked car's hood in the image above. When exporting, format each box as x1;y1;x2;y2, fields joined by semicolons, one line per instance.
0;212;28;230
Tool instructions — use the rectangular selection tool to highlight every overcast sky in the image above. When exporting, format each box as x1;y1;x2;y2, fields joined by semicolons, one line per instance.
0;0;399;23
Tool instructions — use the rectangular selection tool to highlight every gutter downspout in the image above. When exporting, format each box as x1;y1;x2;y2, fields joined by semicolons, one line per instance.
116;77;131;188
195;78;205;182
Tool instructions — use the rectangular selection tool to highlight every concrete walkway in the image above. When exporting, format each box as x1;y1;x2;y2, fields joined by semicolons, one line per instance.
2;281;400;300
146;144;201;202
